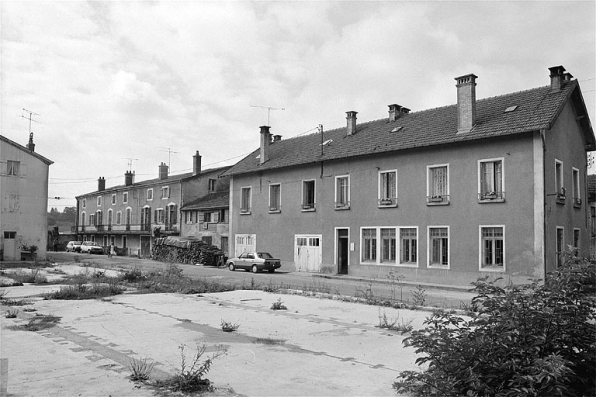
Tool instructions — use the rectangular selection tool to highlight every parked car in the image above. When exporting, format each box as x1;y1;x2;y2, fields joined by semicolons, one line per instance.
226;252;281;273
80;241;104;255
66;241;83;252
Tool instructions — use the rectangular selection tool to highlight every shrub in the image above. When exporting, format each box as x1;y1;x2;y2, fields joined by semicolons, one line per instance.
270;298;287;310
393;258;596;397
220;319;240;332
410;285;426;307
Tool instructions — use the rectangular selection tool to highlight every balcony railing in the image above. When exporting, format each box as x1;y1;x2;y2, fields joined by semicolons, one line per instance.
73;224;152;234
378;197;397;207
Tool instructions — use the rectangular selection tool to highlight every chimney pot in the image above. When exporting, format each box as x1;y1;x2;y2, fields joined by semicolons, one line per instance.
193;150;202;176
125;171;135;186
549;65;566;91
272;135;282;142
455;73;478;133
27;132;35;152
346;111;358;136
388;104;410;121
259;126;271;164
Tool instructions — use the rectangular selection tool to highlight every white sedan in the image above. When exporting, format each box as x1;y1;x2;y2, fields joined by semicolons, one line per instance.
226;252;281;273
80;241;104;254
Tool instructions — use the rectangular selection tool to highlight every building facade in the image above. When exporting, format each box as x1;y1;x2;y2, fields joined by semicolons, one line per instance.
75;151;227;256
224;66;594;286
1;134;53;260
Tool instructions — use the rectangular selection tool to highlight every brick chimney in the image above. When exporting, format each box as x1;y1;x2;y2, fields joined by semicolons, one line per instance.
125;171;135;186
27;132;35;152
98;177;106;192
193;151;202;176
272;135;282;143
455;74;478;134
159;162;169;180
346;111;357;136
549;65;566;92
388;104;410;122
259;126;271;165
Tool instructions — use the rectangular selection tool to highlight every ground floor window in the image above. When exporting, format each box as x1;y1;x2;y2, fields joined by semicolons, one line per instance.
429;227;449;267
380;228;396;264
480;226;504;269
400;228;417;265
556;227;564;267
361;228;377;262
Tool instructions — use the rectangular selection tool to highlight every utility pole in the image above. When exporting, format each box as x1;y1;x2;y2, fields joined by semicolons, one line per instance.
250;105;285;126
158;147;179;168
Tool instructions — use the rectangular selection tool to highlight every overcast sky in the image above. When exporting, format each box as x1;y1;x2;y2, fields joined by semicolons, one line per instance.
1;1;594;211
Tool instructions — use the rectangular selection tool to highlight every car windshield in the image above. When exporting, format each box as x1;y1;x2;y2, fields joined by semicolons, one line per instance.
256;252;273;259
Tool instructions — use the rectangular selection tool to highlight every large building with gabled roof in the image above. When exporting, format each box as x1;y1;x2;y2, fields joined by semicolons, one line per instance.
223;66;595;285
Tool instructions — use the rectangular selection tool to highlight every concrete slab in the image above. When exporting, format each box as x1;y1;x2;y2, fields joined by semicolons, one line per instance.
1;287;430;396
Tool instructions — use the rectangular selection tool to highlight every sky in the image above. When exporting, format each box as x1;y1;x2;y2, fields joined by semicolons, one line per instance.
1;0;595;211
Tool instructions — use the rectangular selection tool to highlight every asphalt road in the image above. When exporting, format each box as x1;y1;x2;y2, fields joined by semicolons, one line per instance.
45;251;475;309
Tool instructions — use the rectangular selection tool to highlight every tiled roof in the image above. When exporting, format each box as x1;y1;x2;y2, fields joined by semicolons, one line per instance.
224;80;594;176
181;191;229;210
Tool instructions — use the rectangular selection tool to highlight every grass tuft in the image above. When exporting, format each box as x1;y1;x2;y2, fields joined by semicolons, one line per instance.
128;357;156;381
270;298;287;310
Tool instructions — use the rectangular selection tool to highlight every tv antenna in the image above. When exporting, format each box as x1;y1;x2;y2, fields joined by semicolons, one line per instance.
21;108;40;135
158;147;179;168
250;105;285;126
123;158;138;171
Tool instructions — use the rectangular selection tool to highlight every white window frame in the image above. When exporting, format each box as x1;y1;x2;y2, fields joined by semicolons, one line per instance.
156;208;164;224
161;186;170;199
302;179;316;211
147;188;154;201
360;227;378;264
81;211;86;226
379;227;397;264
479;225;505;272
555;159;565;203
116;211;122;225
111;194;116;205
240;186;252;214
572;167;581;206
378;169;398;207
208;179;216;192
335;175;350;209
7;160;20;176
427;226;450;268
426;164;450;205
398;226;418;267
556;226;564;267
185;211;193;224
123;192;128;204
126;207;132;225
97;196;102;206
269;183;281;213
478;158;505;202
107;209;113;225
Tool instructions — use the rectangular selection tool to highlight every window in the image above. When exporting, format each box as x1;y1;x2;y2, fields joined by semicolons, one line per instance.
361;228;377;262
429;227;449;267
203;212;212;223
82;198;86;208
161;186;169;199
573;228;580;256
219;209;227;223
111;194;116;205
479;159;504;201
108;209;113;225
427;165;449;204
380;228;396;264
81;212;86;226
556;227;564;266
572;168;581;206
379;170;397;206
97;196;102;206
89;213;96;226
400;228;417;265
4;231;16;239
269;184;281;212
116;211;122;225
167;204;177;225
302;180;316;210
335;176;350;209
147;188;154;201
123;192;128;204
141;207;151;226
555;160;565;203
126;208;132;225
7;160;20;176
96;210;103;225
185;211;193;224
480;226;504;269
241;187;251;213
208;179;216;192
155;209;164;224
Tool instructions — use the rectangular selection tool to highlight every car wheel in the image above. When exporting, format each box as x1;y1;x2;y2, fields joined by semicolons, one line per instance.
252;265;258;273
268;269;275;273
228;263;235;271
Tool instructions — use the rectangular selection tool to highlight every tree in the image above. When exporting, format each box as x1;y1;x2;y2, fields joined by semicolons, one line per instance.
394;255;596;397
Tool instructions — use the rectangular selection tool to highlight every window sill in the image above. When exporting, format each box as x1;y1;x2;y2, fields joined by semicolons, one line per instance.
428;264;449;268
480;265;505;272
398;262;418;267
268;209;281;214
427;201;450;206
301;208;316;212
478;198;505;204
334;206;350;211
240;211;251;215
378;203;398;208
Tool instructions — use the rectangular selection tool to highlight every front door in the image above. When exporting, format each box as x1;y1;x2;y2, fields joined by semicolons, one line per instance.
140;236;151;258
294;235;322;272
337;228;349;274
3;232;16;260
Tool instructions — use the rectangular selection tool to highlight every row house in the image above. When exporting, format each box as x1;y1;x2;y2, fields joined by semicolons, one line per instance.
75;151;228;257
223;66;595;286
1;134;53;260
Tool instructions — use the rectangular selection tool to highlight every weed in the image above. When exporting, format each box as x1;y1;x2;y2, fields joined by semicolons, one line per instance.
5;309;19;318
158;343;228;393
74;255;81;263
262;279;279;293
122;266;145;283
270;298;287;310
411;285;427;307
386;270;405;301
8;313;61;331
220;319;240;332
45;282;125;300
377;309;414;334
6;269;48;284
303;279;331;294
0;299;32;306
0;289;6;299
23;306;36;312
355;282;376;305
128;357;156;381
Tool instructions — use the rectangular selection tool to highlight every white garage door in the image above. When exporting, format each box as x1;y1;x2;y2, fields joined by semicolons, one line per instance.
235;234;256;257
294;235;322;272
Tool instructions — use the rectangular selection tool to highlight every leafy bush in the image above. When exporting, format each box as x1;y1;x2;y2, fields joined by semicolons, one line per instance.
393;258;596;397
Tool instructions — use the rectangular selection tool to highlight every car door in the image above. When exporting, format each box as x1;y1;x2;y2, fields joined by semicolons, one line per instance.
237;253;248;269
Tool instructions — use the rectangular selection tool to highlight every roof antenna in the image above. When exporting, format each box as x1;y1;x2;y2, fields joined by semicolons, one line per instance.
250;105;285;126
123;158;138;172
158;147;179;168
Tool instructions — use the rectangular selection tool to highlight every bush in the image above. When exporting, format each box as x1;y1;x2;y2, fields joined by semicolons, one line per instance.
393;258;596;397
